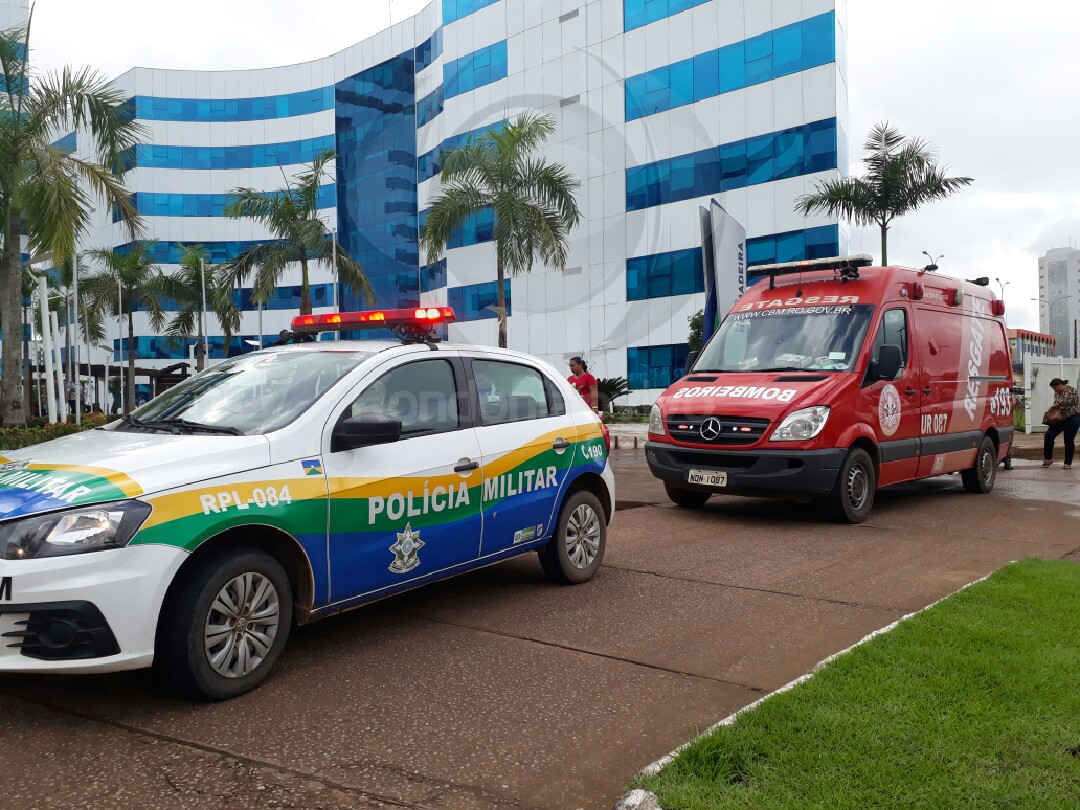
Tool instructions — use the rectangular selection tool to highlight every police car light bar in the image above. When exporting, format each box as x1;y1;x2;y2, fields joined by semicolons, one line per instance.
291;307;456;335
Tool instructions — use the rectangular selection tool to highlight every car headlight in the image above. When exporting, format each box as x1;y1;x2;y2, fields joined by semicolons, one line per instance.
648;404;665;435
770;406;831;442
0;500;152;560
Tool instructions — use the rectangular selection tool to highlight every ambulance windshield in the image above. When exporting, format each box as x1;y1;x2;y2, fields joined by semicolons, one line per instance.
128;350;372;434
695;304;875;373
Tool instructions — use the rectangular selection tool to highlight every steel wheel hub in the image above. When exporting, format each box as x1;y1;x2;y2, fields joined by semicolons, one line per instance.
204;572;280;679
565;503;601;569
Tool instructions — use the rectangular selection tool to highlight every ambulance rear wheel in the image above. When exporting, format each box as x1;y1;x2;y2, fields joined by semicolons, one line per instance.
665;483;712;508
540;490;607;584
155;548;293;701
961;435;997;494
828;448;876;524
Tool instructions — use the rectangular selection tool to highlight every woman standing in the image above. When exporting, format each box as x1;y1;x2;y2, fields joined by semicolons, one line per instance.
1042;377;1080;468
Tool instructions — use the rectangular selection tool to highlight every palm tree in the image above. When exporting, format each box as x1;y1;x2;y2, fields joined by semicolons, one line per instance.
222;150;373;315
419;112;581;348
160;245;241;371
81;244;167;413
794;123;973;266
0;21;144;426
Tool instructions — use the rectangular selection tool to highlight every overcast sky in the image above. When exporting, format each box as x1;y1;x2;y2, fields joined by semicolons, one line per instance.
26;0;1080;332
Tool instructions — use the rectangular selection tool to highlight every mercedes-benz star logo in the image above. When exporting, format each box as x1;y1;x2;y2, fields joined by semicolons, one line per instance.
700;417;723;441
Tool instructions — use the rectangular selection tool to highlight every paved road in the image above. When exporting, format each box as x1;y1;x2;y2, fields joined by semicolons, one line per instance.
2;457;1078;810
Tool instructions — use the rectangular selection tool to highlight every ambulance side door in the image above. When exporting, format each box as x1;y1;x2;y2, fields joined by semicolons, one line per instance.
866;306;923;485
321;355;483;603
469;357;576;558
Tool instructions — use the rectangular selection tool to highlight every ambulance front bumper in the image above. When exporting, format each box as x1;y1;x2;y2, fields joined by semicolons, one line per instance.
646;441;846;497
0;544;188;673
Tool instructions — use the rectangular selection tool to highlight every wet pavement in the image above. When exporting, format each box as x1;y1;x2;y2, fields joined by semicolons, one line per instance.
1;455;1077;809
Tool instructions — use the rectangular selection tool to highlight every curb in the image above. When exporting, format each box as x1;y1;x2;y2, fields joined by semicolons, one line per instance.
611;571;998;810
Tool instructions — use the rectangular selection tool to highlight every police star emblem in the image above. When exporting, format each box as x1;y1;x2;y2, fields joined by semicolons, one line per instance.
388;523;425;574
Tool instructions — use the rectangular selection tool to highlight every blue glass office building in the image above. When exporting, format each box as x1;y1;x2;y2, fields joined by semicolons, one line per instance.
66;0;849;401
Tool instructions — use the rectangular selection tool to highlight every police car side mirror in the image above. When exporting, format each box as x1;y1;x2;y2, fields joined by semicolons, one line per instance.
332;413;402;452
876;344;903;382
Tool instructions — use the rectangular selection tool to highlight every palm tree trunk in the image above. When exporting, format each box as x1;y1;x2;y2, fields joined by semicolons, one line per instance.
880;222;888;266
126;310;136;413
0;210;26;426
496;260;507;349
299;257;312;315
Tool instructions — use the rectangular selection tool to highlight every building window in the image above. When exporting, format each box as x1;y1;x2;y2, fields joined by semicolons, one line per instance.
416;29;443;72
120;134;336;171
112;186;335;222
623;0;710;31
625;13;835;120
443;0;498;25
626;248;704;301
444;41;508;99
447;279;511;321
627;344;690;390
125;86;335;122
626;118;837;212
418;120;507;182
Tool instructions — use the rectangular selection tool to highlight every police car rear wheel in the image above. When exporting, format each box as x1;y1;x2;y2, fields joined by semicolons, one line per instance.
961;435;997;494
156;548;293;700
664;483;712;508
829;448;875;524
540;490;607;584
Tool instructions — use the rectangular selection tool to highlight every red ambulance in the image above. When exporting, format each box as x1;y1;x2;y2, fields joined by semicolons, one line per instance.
646;256;1014;523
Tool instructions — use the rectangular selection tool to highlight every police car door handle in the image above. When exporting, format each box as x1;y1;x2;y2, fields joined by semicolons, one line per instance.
454;459;479;473
552;438;571;451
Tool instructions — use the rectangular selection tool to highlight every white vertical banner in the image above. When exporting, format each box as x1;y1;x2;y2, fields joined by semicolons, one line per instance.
709;200;747;319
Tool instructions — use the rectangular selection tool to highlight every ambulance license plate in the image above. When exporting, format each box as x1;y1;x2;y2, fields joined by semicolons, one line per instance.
688;469;727;487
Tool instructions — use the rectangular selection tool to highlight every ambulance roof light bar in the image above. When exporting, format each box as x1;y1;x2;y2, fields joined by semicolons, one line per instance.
748;254;875;289
290;307;456;343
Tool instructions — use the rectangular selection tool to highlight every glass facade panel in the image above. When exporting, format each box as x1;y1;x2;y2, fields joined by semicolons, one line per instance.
417;85;444;127
624;13;835;121
444;41;508;99
113;334;292;361
624;0;710;31
447;279;511;321
626;343;690;390
125;87;334;122
416;29;443;72
113;185;336;222
52;131;76;154
421;259;447;292
625;118;838;211
443;0;499;25
418;120;507;182
418;206;495;249
336;54;420;319
116;239;283;265
120;135;336;171
626;226;839;302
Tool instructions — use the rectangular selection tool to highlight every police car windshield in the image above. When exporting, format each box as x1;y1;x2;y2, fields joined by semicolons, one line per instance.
695;304;875;373
130;350;372;435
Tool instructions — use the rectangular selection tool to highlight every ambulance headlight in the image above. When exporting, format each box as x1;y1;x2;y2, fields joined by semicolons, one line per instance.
770;406;831;442
648;404;665;435
0;500;152;560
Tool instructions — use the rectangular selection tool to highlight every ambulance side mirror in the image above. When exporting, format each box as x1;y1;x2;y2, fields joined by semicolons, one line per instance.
875;344;904;382
686;351;699;373
332;413;402;452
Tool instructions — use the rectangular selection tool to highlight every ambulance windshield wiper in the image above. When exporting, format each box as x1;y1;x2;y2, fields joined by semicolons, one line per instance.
756;366;811;372
158;418;245;436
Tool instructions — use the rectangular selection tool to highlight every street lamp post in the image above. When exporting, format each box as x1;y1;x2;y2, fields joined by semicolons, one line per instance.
994;276;1010;300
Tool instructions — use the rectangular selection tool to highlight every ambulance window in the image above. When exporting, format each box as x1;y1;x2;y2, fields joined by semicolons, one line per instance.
349;360;460;437
473;360;556;425
872;309;909;370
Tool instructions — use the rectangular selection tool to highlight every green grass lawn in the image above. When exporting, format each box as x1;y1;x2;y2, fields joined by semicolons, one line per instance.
634;559;1080;809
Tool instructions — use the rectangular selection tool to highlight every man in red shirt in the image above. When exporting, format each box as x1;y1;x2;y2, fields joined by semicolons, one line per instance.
567;356;599;410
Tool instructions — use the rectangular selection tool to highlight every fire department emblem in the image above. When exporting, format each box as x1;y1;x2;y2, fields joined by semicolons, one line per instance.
878;384;902;436
388;523;425;574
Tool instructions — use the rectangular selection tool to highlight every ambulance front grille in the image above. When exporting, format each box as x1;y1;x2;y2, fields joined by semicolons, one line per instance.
666;414;771;445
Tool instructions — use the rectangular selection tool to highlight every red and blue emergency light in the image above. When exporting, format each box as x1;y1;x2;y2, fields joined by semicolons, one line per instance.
291;307;456;335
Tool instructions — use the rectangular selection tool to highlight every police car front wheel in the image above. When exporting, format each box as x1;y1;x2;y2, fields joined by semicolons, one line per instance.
540;490;607;585
155;548;293;701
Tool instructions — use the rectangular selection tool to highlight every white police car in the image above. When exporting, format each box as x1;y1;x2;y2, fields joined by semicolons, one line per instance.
0;308;613;699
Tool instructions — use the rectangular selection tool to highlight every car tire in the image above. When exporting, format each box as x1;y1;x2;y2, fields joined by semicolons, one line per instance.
664;482;712;508
539;489;607;585
155;548;293;701
828;447;876;524
961;435;997;494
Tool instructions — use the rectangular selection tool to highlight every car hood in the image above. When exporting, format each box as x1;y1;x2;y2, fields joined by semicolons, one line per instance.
660;372;850;417
0;427;271;520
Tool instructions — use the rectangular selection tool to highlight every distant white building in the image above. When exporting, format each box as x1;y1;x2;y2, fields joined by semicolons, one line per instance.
1036;247;1080;358
14;0;850;404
